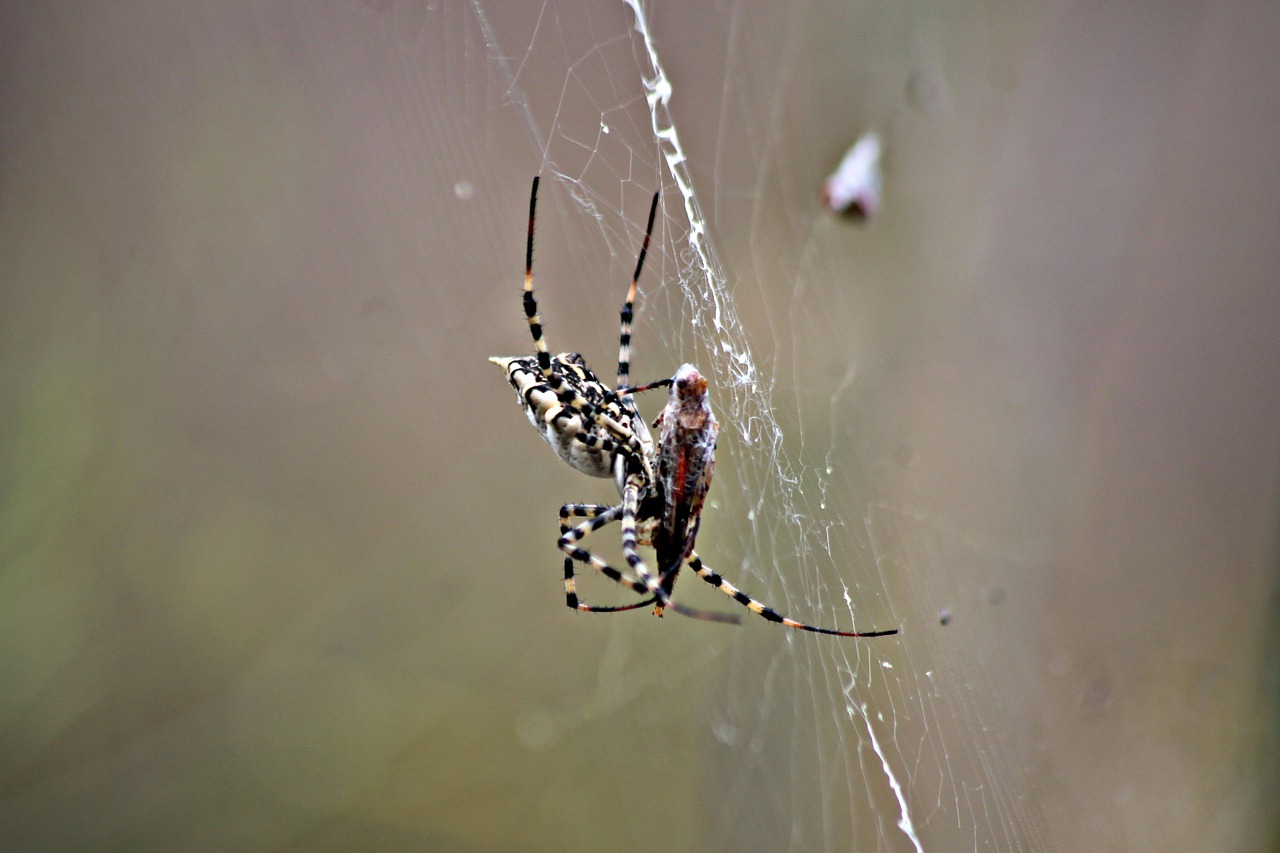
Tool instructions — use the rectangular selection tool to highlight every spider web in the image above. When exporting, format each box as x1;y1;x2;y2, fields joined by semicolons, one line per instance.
473;2;1040;850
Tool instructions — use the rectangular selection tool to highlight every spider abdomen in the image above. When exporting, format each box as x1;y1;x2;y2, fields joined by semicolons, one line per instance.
490;352;653;483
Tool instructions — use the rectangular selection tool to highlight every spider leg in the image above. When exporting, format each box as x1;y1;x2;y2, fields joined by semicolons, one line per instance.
684;552;899;638
616;190;660;390
520;176;557;378
620;378;673;395
618;481;741;625
559;503;657;613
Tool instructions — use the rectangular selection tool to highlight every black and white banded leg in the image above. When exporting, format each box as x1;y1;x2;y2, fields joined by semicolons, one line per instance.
683;553;898;637
616;480;740;625
559;503;657;613
563;490;741;624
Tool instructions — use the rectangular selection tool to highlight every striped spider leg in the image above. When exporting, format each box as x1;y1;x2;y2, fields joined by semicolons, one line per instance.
557;502;658;613
625;364;900;638
557;435;738;624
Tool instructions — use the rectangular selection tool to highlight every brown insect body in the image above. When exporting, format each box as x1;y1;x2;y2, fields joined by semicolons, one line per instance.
652;364;717;601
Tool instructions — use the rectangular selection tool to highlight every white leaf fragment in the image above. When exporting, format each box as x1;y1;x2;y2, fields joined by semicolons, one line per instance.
822;132;883;220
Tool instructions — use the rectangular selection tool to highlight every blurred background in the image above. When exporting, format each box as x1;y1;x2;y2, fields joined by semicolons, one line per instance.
2;2;1278;851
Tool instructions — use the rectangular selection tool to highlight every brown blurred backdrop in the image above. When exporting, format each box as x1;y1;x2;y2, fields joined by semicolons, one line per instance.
1;2;1278;851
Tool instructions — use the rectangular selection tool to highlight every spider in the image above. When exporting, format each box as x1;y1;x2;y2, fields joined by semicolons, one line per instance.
491;177;898;638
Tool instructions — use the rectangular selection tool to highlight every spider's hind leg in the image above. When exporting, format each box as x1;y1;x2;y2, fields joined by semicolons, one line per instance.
685;553;899;638
559;503;656;613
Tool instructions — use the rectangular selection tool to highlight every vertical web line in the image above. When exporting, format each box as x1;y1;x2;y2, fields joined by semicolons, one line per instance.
620;0;765;436
857;701;924;853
